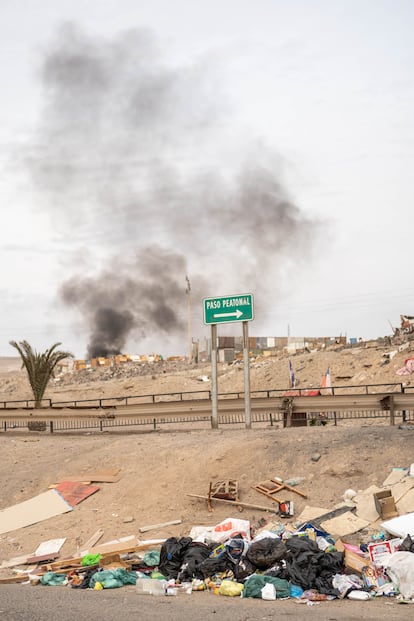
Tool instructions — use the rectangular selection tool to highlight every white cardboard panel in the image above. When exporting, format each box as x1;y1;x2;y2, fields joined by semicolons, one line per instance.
0;490;72;535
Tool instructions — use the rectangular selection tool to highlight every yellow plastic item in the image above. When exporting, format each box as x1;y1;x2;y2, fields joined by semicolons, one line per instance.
93;582;104;590
218;580;244;597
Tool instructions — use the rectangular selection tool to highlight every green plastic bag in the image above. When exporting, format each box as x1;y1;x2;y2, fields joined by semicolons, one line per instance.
143;550;160;567
243;575;290;599
41;571;67;586
81;553;102;566
89;568;138;589
150;570;166;580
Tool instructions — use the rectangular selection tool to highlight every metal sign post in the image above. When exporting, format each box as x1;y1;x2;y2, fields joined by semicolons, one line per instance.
211;323;218;429
243;320;251;429
203;293;254;429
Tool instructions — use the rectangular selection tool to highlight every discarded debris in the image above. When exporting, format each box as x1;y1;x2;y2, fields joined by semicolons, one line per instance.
139;520;182;533
2;466;414;606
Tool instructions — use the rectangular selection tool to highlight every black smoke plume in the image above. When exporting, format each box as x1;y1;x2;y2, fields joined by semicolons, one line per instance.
28;23;320;357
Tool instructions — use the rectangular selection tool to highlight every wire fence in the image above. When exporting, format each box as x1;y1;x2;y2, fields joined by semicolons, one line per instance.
1;407;413;434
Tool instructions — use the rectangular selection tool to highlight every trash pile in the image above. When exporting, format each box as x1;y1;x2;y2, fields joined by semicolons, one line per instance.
1;514;414;603
1;467;414;605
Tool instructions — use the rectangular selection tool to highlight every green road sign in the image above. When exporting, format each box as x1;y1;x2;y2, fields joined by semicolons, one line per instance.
203;293;254;325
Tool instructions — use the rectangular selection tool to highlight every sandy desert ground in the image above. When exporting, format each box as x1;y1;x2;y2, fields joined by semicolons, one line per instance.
1;341;414;573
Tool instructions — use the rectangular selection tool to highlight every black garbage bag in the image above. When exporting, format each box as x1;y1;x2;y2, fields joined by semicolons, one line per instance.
198;554;234;579
177;542;212;581
313;551;344;595
263;562;289;580
246;537;288;569
284;536;344;596
158;537;193;579
399;534;414;552
234;556;258;581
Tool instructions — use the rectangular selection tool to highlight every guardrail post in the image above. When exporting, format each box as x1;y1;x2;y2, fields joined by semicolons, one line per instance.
50;421;54;433
211;324;219;429
153;418;157;430
282;397;293;428
380;395;395;426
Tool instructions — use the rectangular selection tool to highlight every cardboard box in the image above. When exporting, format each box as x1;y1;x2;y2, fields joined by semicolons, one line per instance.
367;538;401;565
373;490;398;519
344;548;372;574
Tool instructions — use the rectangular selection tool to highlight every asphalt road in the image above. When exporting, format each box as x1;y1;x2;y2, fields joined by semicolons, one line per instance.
1;585;413;621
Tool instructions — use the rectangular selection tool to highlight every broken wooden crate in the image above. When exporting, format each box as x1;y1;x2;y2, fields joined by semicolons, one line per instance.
253;478;307;504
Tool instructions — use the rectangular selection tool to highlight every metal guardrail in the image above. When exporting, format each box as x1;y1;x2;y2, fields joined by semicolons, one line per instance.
0;391;413;433
0;382;407;410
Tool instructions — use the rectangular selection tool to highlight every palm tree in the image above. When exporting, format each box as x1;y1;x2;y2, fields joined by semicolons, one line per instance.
9;340;74;408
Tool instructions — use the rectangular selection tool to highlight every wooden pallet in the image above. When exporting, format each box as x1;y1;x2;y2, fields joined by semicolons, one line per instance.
207;479;239;511
253;479;307;504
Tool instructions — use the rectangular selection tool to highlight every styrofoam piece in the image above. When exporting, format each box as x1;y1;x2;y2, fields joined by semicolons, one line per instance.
381;511;414;537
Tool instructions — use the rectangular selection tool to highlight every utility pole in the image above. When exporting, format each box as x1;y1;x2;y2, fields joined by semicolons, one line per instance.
186;276;193;364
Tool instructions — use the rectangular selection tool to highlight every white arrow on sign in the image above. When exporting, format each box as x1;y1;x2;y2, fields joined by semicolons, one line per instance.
213;309;243;319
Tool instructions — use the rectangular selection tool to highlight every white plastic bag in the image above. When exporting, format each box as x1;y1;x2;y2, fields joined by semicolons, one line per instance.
384;551;414;599
211;517;251;543
261;582;276;600
332;573;363;598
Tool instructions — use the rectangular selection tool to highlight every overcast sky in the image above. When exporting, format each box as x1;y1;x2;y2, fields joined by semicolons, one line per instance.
1;0;413;358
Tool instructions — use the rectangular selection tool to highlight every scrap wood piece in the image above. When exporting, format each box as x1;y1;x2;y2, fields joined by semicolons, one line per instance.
187;493;277;512
208;479;239;512
25;553;61;564
253;478;307;504
55;469;122;484
139;520;182;533
0;574;29;584
0;489;72;536
55;481;100;507
1;554;35;569
42;538;166;575
207;481;213;512
99;553;131;570
80;535;138;557
81;529;105;551
210;479;239;501
34;538;66;557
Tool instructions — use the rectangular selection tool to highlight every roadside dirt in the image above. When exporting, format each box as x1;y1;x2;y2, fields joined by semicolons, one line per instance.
0;344;413;570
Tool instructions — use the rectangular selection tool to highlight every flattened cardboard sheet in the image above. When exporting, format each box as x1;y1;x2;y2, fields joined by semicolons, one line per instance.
0;490;72;535
55;482;99;507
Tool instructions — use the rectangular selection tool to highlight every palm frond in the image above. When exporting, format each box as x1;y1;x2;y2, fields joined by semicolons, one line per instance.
9;340;74;407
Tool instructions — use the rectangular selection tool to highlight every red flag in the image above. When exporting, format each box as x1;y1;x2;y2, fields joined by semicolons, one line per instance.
320;367;333;395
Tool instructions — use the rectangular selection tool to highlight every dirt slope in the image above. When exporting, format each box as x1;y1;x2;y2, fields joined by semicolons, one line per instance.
1;344;414;569
1;341;413;406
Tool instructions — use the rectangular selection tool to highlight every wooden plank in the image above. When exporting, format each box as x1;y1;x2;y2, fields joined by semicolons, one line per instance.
0;574;28;584
41;539;165;573
253;478;307;504
25;553;60;564
55;469;121;484
139;520;182;533
187;493;277;512
0;554;34;569
81;529;105;550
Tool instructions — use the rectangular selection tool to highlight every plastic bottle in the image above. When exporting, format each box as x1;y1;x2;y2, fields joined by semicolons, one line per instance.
136;578;167;595
284;477;306;486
